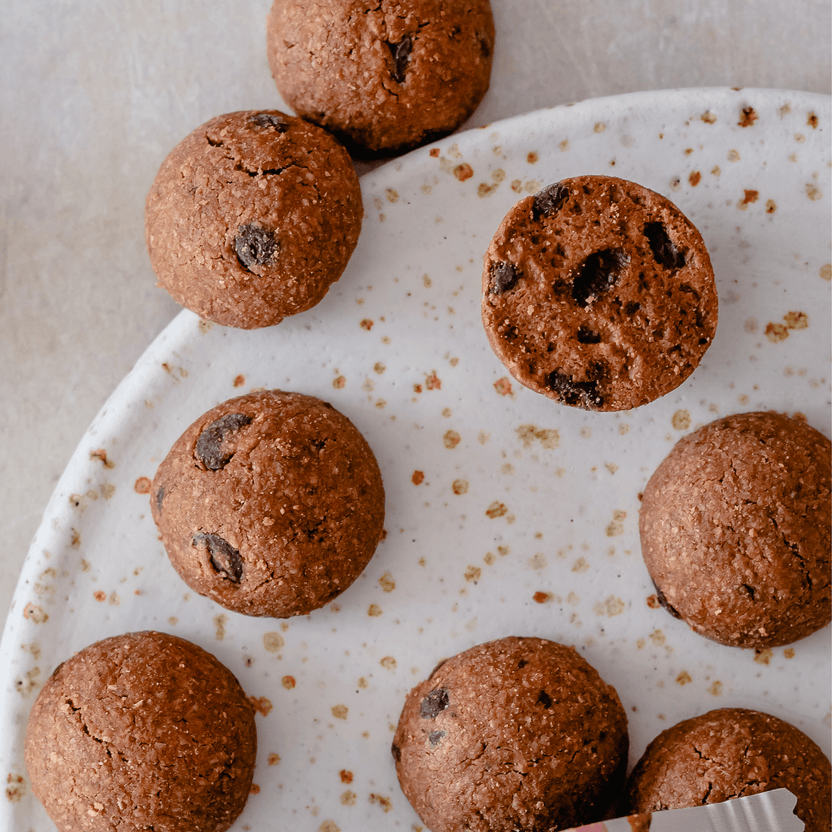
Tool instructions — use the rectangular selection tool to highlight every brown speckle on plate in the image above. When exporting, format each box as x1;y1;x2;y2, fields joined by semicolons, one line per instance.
89;449;115;469
368;604;382;617
443;430;461;449
380;656;397;670
133;476;151;494
708;681;723;696
676;671;692;685
411;470;425;485
341;791;356;806
379;572;395;592
739;106;758;127
485;501;507;519
765;321;789;342
671;410;691;430
688;171;701;186
701;111;717;124
527;151;539;163
806;183;822;201
268;753;281;765
332;704;348;720
250;696;274;716
493;377;513;396
360;319;374;330
263;632;284;653
754;647;774;665
369;794;392;812
453;163;473;182
452;479;469;495
282;676;296;689
464;565;482;583
606;510;626;537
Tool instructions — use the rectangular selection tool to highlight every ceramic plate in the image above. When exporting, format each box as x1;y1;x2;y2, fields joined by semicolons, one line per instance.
2;88;830;829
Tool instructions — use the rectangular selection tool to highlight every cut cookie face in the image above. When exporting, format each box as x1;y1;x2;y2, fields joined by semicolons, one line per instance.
151;390;385;618
24;631;257;832
392;636;629;832
625;708;831;832
145;110;363;328
266;0;495;156
481;175;718;411
640;410;831;648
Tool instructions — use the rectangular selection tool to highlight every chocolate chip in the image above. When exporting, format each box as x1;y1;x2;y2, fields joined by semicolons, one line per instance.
489;261;521;294
652;580;682;619
420;687;449;719
576;325;601;344
537;690;553;708
428;730;446;747
386;34;413;84
742;584;756;600
517;659;528;668
195;413;252;471
477;33;492;58
155;486;165;513
571;248;629;307
644;222;685;271
250;113;288;132
235;225;278;271
193;533;243;584
546;370;604;409
532;183;569;219
391;742;402;762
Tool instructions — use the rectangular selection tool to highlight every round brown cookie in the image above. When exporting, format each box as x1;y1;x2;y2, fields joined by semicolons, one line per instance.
145;110;362;328
640;410;831;648
24;631;256;832
266;0;495;156
625;708;831;832
151;390;385;618
481;176;717;411
392;636;628;832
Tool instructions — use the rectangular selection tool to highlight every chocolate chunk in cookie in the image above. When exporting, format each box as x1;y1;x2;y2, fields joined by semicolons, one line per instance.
481;175;718;411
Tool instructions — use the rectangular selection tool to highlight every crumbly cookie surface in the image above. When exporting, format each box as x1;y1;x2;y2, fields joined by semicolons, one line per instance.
640;411;831;648
482;176;717;411
151;390;385;618
626;708;831;832
392;636;628;832
266;0;494;155
24;631;257;832
145;110;362;328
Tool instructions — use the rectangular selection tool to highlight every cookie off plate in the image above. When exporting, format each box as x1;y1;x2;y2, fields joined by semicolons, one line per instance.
2;88;830;829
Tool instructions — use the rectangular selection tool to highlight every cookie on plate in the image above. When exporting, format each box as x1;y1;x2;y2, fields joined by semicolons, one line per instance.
640;411;831;648
24;631;257;832
625;708;831;832
266;0;495;156
481;175;717;411
145;110;362;328
151;390;385;618
392;636;628;832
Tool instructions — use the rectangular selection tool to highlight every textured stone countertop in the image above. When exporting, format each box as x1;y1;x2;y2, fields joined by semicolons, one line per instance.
1;0;829;624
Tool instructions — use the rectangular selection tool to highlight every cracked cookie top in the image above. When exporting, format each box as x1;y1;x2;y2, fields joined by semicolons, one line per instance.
24;631;257;832
392;636;628;832
266;0;495;155
151;390;386;618
145;110;362;328
639;410;832;648
481;175;718;411
625;708;831;832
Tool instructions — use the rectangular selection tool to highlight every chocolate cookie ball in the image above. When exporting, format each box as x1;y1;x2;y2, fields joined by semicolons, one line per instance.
266;0;495;156
151;390;385;618
24;631;257;832
392;636;628;832
481;176;717;411
640;411;831;648
626;708;831;832
145;110;362;328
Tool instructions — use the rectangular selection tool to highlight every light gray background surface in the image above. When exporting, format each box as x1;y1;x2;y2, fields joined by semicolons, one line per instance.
1;0;830;624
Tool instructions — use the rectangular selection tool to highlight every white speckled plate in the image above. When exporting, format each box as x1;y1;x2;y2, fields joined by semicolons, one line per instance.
2;88;830;829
